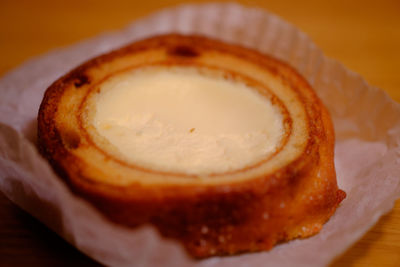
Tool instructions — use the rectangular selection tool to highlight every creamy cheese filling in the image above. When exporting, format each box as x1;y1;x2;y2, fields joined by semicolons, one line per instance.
92;67;284;174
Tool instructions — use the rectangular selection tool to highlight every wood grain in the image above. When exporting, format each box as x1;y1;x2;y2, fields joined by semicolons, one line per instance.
0;0;399;266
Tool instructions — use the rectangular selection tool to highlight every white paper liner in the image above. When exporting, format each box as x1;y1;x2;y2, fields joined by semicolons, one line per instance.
1;3;399;267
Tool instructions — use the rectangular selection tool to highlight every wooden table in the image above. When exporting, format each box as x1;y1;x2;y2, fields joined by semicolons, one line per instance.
1;0;399;266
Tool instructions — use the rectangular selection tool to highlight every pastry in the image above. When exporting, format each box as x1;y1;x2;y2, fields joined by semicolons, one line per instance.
38;34;346;257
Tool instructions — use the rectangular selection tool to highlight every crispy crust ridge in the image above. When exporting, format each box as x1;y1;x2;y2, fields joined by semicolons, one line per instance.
38;34;345;258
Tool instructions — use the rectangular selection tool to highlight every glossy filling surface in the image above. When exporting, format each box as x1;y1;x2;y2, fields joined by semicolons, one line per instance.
91;67;284;174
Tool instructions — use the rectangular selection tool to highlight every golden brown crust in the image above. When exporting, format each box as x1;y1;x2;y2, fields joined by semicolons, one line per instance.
37;34;345;258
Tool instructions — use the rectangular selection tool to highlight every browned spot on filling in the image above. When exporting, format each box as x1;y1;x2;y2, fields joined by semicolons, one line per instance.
168;46;200;58
74;74;90;88
62;129;81;149
189;128;195;133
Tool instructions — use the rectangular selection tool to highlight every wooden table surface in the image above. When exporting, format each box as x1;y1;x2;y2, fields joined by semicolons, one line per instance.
0;0;399;266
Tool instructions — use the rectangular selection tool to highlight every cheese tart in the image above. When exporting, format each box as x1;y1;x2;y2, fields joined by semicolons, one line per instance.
38;34;345;258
